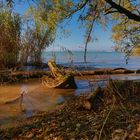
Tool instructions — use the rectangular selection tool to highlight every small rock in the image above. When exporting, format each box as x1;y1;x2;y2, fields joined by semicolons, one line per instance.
41;122;46;125
61;121;65;126
93;135;98;140
127;124;132;130
39;128;43;133
66;128;70;132
76;123;81;128
50;134;53;137
112;129;128;140
83;100;91;110
137;123;140;133
26;133;34;138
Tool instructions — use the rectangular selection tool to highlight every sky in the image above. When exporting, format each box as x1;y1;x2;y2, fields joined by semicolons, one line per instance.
14;1;114;52
48;14;114;52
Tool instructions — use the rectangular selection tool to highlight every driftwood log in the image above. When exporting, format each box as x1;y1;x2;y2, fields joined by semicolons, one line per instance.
81;87;104;110
0;67;140;84
42;60;77;89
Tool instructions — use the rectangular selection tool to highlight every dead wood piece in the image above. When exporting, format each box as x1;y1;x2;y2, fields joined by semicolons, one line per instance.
111;68;134;74
5;94;23;104
82;87;104;110
48;60;64;78
113;68;127;70
42;60;77;89
136;69;140;74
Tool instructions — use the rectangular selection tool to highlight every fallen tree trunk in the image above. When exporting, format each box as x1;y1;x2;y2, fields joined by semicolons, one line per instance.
0;67;139;84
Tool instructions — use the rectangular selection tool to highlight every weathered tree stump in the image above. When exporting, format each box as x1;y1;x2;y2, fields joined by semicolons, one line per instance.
42;60;77;89
81;87;104;110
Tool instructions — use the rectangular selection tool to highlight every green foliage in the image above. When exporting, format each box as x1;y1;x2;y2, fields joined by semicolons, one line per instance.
60;0;140;60
0;0;66;67
111;0;140;59
19;0;75;65
0;0;140;67
26;0;70;33
20;25;55;65
0;7;21;68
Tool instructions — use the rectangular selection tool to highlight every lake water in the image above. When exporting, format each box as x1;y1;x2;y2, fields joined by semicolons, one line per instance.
0;51;140;128
42;51;140;70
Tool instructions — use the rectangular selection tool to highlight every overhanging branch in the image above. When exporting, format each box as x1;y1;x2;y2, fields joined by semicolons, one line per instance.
105;0;140;22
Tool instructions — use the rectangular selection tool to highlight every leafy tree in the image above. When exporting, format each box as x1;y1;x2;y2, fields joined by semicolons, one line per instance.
19;0;68;65
64;0;140;62
0;0;65;67
1;0;140;66
28;0;139;62
0;1;21;68
20;25;55;65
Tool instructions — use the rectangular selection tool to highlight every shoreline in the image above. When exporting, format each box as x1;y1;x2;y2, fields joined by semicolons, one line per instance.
0;67;140;84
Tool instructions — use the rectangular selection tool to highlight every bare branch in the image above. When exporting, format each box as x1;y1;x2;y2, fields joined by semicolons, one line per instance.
105;10;119;15
66;0;89;18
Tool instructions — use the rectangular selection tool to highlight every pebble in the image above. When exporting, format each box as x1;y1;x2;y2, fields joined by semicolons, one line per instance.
76;123;81;128
44;136;50;140
26;133;34;138
137;123;140;133
61;121;65;126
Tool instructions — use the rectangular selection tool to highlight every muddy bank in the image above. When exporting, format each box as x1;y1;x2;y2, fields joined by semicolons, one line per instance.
0;80;140;139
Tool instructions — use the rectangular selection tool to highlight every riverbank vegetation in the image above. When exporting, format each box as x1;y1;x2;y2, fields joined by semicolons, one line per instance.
0;1;61;68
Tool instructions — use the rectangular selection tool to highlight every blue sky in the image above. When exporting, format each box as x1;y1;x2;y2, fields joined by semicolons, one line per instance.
14;1;114;52
48;18;114;52
47;15;114;52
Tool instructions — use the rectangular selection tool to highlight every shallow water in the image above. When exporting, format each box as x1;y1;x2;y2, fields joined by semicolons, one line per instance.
0;74;140;128
0;79;91;128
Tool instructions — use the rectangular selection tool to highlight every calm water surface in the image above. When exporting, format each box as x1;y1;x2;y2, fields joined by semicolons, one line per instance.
42;51;140;70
